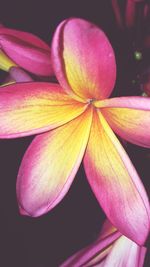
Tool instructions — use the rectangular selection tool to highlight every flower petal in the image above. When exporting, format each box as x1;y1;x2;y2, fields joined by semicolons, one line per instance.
9;66;33;82
102;236;143;267
0;49;17;71
100;219;117;239
61;231;121;267
52;18;116;100
0;82;88;138
84;109;150;245
17;107;93;217
139;246;147;267
0;27;53;76
0;26;50;50
95;96;150;147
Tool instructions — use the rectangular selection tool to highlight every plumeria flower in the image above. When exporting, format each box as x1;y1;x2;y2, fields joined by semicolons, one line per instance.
61;220;147;267
0;18;150;245
0;24;53;76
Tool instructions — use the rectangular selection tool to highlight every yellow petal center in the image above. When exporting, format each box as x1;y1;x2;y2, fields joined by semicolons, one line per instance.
0;49;17;71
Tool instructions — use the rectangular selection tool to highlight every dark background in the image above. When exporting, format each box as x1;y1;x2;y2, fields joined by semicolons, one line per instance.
0;0;150;266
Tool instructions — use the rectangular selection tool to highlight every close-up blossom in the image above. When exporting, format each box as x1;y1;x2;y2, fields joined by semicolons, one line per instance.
0;1;150;266
0;18;149;247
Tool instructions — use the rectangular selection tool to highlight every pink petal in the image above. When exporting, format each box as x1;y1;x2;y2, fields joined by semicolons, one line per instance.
0;82;88;138
84;109;150;245
61;231;121;267
9;66;33;82
100;219;117;239
52;18;116;100
0;26;50;50
0;27;53;76
139;246;147;267
95;96;150;147
0;49;17;71
17;107;93;217
102;236;144;267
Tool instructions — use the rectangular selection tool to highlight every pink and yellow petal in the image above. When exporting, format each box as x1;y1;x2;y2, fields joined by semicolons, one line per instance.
84;109;150;245
61;230;120;267
0;49;17;71
95;96;150;147
83;220;119;267
102;236;145;267
61;219;146;267
0;82;88;138
17;107;93;217
0;30;53;76
52;18;116;100
100;219;117;239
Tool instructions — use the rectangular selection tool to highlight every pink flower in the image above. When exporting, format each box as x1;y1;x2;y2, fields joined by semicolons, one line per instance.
0;18;150;245
61;220;147;267
0;24;53;76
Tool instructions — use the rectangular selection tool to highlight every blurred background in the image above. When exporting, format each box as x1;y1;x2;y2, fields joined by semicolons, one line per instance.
0;0;150;266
